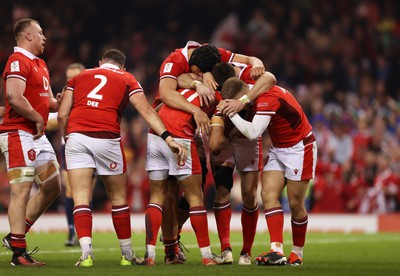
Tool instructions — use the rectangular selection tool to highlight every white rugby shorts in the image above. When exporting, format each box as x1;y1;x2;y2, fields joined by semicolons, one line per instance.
0;130;57;170
65;133;125;175
264;134;317;181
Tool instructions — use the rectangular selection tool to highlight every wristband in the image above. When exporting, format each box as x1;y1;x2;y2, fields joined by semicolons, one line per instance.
191;80;201;88
239;94;250;105
160;130;171;140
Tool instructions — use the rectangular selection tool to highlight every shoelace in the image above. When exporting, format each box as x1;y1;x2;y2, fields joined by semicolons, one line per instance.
178;240;189;253
27;246;40;255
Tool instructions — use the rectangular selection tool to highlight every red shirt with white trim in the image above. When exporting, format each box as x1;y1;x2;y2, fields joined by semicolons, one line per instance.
0;47;50;134
254;85;312;148
155;88;222;139
65;63;143;136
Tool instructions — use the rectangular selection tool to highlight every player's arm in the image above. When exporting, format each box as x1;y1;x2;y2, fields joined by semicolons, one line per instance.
130;92;187;161
232;54;265;78
48;86;60;112
6;77;44;139
57;89;74;139
229;114;270;141
209;116;228;155
219;71;276;117
159;78;210;136
177;73;216;107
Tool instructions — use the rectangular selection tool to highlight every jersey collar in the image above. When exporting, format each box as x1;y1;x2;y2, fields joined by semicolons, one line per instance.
14;46;37;60
182;40;201;62
100;63;120;70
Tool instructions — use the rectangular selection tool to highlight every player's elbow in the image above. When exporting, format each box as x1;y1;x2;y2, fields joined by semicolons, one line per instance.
265;71;277;85
209;140;222;155
242;131;259;141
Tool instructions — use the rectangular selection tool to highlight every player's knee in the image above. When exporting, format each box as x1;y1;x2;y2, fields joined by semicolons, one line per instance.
34;161;60;185
8;167;35;184
213;166;234;192
288;199;305;215
242;191;257;207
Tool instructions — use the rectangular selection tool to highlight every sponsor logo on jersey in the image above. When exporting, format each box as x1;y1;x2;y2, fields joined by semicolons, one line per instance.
258;102;269;107
110;162;117;170
163;62;173;73
177;160;186;167
10;61;20;72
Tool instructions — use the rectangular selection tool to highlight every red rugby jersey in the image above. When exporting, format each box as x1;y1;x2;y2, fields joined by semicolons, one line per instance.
0;47;51;134
65;63;143;136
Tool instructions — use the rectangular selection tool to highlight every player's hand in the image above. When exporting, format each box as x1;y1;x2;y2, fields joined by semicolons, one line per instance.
202;72;218;91
196;82;215;107
168;140;187;162
56;92;63;104
250;64;265;79
193;109;211;136
0;106;5;125
33;117;44;140
217;99;245;117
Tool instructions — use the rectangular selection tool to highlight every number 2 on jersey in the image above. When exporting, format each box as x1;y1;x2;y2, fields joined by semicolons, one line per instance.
87;75;107;100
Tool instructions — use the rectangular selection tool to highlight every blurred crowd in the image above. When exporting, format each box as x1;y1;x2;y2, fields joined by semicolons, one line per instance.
1;0;400;214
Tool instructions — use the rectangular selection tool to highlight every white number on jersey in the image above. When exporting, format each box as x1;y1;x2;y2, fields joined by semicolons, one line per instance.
87;75;107;100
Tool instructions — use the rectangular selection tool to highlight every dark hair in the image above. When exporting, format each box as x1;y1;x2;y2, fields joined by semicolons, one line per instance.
189;45;221;73
221;77;247;100
101;49;126;68
211;62;236;90
14;18;39;42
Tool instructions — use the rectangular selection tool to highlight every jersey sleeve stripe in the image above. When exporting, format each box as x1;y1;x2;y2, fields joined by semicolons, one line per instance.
129;89;143;97
160;75;177;80
6;75;26;82
257;111;275;115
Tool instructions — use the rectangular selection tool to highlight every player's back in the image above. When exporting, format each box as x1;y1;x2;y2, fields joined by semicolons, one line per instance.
157;89;220;138
66;65;142;136
256;85;312;147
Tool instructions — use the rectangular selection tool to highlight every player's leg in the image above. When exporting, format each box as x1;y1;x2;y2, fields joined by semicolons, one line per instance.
25;135;61;232
69;167;95;267
232;136;262;265
286;179;309;266
145;133;181;265
179;174;223;266
143;171;169;265
212;163;234;263
102;172;142;265
285;138;317;266
25;161;61;225
64;133;98;267
161;179;184;264
0;131;45;266
255;169;287;266
238;170;259;264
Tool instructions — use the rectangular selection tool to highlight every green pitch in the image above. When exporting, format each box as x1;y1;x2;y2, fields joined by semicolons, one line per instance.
0;231;399;275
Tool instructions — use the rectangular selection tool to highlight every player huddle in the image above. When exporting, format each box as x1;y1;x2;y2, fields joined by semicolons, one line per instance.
0;18;317;268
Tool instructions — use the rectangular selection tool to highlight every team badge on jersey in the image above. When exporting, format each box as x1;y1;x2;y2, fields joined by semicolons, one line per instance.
27;149;36;161
163;62;173;73
10;61;20;72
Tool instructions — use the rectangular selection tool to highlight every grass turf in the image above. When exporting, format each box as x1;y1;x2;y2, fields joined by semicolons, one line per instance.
0;231;399;275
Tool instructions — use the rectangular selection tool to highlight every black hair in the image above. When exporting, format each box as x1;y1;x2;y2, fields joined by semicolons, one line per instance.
211;62;236;90
189;45;222;73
